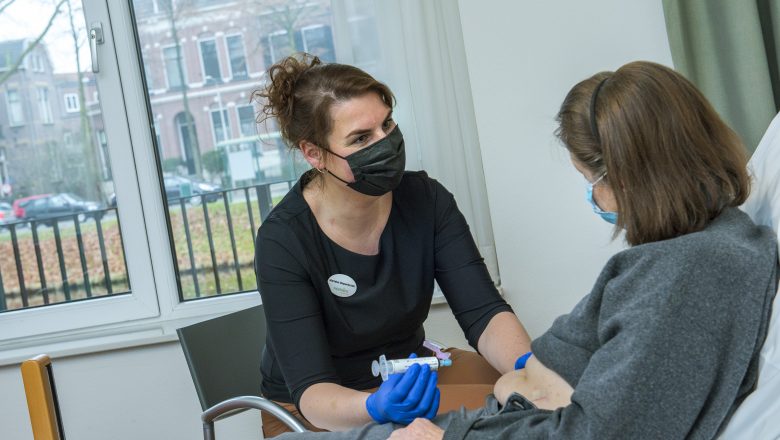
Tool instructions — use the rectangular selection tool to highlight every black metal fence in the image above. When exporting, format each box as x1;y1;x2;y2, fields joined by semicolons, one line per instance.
0;179;296;312
169;179;296;300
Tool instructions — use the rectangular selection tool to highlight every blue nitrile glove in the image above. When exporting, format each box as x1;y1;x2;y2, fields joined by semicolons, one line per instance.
365;354;441;424
515;351;533;370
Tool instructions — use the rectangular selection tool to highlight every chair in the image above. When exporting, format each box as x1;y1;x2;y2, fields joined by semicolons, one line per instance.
177;304;306;440
21;354;65;440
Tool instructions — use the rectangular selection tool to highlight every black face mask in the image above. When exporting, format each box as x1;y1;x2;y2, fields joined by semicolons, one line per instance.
325;125;406;196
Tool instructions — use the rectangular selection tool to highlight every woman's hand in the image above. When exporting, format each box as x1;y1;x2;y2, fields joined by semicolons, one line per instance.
493;356;573;410
365;362;440;424
388;418;444;440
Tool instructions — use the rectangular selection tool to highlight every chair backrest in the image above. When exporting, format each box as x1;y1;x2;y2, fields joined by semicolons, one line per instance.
21;354;65;440
177;305;267;411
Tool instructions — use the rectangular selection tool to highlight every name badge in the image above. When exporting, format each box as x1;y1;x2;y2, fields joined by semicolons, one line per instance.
328;274;357;297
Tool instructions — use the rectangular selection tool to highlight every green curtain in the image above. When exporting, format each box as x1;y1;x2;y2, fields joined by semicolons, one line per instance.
663;0;780;154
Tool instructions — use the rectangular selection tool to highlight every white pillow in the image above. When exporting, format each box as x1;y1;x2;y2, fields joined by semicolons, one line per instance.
720;113;780;439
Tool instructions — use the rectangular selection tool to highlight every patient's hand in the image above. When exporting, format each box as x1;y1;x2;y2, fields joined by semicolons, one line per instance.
493;356;573;410
388;418;443;440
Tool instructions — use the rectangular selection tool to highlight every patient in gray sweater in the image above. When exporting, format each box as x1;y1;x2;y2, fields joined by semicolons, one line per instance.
277;62;779;439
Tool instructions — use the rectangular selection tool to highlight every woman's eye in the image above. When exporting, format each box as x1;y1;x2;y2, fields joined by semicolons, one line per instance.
353;134;369;145
383;118;394;129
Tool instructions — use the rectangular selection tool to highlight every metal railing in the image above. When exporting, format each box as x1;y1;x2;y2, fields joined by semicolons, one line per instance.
167;179;295;300
0;179;296;312
0;208;128;312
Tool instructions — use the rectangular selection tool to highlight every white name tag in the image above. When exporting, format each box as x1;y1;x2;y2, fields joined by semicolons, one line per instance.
327;274;357;297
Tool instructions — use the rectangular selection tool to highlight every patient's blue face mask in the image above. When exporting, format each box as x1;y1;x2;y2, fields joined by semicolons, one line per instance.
586;173;618;224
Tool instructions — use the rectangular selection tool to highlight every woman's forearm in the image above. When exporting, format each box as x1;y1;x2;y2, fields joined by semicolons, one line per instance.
493;356;573;410
298;383;374;431
477;311;532;374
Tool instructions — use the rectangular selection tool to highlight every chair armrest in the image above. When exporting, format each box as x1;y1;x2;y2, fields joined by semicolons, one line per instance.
201;395;306;438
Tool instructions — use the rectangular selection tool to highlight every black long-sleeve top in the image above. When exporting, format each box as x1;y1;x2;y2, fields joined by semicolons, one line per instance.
254;170;512;410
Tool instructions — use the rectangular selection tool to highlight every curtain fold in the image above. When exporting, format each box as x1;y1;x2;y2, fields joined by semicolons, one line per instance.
663;0;780;153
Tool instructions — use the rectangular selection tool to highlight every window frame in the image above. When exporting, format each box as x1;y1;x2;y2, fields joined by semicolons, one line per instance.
64;93;80;113
197;37;222;84
161;44;187;91
36;87;54;125
223;33;248;81
5;89;25;126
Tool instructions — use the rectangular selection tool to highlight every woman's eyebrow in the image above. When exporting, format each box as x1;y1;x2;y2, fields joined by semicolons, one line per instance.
344;110;393;139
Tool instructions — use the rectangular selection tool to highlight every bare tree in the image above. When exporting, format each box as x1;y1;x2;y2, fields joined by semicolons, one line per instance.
0;0;67;85
158;0;203;176
65;0;103;202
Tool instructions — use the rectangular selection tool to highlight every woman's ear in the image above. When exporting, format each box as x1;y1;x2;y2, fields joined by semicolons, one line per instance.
299;140;324;170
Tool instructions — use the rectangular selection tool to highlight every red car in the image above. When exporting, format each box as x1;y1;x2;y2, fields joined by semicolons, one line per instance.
12;194;50;219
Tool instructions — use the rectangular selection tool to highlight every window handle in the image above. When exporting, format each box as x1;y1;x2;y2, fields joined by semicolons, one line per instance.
89;22;105;73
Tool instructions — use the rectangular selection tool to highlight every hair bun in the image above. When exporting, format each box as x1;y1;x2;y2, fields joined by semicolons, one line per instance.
254;53;321;136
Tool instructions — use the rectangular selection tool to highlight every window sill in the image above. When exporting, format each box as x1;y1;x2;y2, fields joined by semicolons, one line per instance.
0;291;262;367
0;284;497;367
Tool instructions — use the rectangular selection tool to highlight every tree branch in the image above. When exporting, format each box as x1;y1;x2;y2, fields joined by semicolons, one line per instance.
0;0;18;16
0;0;68;85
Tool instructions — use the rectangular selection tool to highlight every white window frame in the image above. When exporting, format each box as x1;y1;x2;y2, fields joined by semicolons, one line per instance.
161;44;187;90
235;104;256;137
64;93;80;113
300;24;328;53
223;33;248;80
198;37;222;84
267;29;289;64
210;108;231;145
5;89;24;126
36;87;53;124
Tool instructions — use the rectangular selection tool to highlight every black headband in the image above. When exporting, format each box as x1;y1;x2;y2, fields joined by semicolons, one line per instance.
589;77;609;144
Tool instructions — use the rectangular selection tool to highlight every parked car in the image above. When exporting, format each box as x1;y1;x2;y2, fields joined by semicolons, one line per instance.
12;194;50;219
108;176;222;207
0;202;16;226
163;176;222;204
22;193;103;225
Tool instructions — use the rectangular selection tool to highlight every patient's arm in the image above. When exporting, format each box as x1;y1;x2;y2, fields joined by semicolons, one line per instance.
493;355;573;410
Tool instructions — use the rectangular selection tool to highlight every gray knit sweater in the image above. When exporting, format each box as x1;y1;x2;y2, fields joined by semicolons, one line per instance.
444;208;778;440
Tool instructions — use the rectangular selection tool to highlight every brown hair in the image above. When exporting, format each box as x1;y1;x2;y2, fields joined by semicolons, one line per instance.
252;53;395;151
556;61;750;246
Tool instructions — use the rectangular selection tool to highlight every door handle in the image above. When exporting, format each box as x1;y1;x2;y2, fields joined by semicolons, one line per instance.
89;22;105;73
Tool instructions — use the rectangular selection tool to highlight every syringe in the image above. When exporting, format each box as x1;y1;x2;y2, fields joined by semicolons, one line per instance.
371;354;453;381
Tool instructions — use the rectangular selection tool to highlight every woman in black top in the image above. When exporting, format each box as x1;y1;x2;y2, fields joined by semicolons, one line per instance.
252;53;531;436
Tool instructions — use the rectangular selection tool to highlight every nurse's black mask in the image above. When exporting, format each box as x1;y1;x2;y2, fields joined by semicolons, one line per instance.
323;125;406;196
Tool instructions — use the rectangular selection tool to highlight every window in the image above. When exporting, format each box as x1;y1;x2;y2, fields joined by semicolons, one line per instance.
5;89;24;126
267;30;295;64
28;53;45;73
301;24;335;62
0;0;494;372
199;39;222;84
0;0;156;344
163;46;185;90
36;87;53;124
236;105;256;137
64;93;80;112
225;34;248;80
210;109;231;145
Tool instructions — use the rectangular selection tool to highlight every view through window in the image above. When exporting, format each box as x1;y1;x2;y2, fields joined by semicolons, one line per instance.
131;0;381;301
0;0;129;313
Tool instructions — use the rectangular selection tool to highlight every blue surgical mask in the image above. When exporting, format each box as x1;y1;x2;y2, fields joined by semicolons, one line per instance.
585;173;618;224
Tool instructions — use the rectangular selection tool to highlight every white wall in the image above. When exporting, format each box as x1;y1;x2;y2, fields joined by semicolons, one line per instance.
457;0;674;337
0;2;673;439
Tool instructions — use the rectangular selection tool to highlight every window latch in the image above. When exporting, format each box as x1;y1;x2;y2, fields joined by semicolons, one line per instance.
89;22;105;73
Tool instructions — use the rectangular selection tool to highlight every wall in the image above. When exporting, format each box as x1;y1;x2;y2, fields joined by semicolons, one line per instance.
0;1;673;438
457;0;674;337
